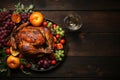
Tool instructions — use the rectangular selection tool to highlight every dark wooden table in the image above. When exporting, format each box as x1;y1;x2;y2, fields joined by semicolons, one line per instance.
1;0;120;80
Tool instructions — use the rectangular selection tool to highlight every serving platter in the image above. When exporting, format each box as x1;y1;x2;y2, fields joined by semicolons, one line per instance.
0;3;66;75
28;19;66;71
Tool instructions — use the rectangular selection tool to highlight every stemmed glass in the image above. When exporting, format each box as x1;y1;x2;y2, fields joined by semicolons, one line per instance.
64;14;83;31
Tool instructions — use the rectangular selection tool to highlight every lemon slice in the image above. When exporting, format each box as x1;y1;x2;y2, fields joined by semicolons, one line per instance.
10;47;20;56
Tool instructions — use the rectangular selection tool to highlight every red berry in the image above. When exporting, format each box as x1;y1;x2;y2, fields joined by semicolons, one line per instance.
52;24;57;28
20;65;24;70
43;21;47;27
56;34;60;39
60;39;65;44
5;48;11;54
26;63;31;68
18;53;23;58
54;44;57;48
57;43;63;49
51;60;57;65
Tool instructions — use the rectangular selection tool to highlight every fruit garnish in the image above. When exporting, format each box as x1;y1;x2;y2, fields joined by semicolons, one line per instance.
11;13;21;23
10;47;20;56
5;48;11;54
0;2;65;75
57;43;63;49
54;50;64;61
6;55;20;69
60;39;65;44
29;11;44;26
25;63;31;68
51;60;57;65
42;21;48;27
18;53;23;58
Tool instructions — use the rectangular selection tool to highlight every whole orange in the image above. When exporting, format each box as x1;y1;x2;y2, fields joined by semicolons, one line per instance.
29;11;44;26
7;55;20;69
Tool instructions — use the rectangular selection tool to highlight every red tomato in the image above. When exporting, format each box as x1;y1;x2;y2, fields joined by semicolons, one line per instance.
52;24;57;28
56;34;60;39
26;63;31;68
43;21;47;27
60;39;65;44
18;53;23;58
57;43;63;49
54;44;57;48
20;65;24;70
5;48;11;54
51;60;57;65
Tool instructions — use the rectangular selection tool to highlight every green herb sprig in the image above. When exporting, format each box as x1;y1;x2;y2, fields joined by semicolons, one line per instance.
0;8;7;12
14;2;34;13
0;48;10;77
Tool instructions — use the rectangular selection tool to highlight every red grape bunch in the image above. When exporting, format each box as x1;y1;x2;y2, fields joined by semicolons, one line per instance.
20;13;30;23
0;11;15;48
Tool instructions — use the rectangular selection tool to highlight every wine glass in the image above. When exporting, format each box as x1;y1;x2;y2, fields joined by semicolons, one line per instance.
64;14;83;31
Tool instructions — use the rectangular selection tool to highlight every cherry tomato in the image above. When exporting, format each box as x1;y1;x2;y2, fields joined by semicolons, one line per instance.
18;53;23;58
26;63;31;68
60;39;65;44
52;24;57;28
5;48;11;54
51;60;57;65
54;44;57;48
43;21;48;27
20;65;24;70
57;43;63;49
56;34;60;39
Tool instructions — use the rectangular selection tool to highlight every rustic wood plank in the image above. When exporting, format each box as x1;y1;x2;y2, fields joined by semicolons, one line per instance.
1;77;100;80
0;0;120;10
66;33;120;56
41;11;120;33
0;1;120;80
1;56;120;79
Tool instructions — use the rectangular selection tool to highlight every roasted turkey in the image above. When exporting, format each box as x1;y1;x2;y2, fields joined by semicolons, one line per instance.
10;22;54;57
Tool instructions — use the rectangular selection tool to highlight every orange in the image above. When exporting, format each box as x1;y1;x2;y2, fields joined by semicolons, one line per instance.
11;13;21;23
29;11;44;26
7;55;20;69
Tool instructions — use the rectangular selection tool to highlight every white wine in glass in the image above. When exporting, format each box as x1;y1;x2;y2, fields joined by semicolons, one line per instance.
64;14;83;31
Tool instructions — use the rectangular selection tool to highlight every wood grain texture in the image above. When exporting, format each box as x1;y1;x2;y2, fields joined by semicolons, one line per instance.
0;0;120;10
66;32;120;56
1;56;120;79
0;0;120;79
41;11;120;33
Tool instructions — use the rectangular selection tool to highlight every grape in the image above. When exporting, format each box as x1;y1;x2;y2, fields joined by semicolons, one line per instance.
0;10;15;48
0;43;2;47
47;22;52;27
21;13;30;23
0;10;63;72
44;60;48;65
54;50;64;61
37;58;52;69
48;60;51;64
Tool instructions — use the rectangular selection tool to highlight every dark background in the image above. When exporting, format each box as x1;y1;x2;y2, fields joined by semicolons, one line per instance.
0;0;120;80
